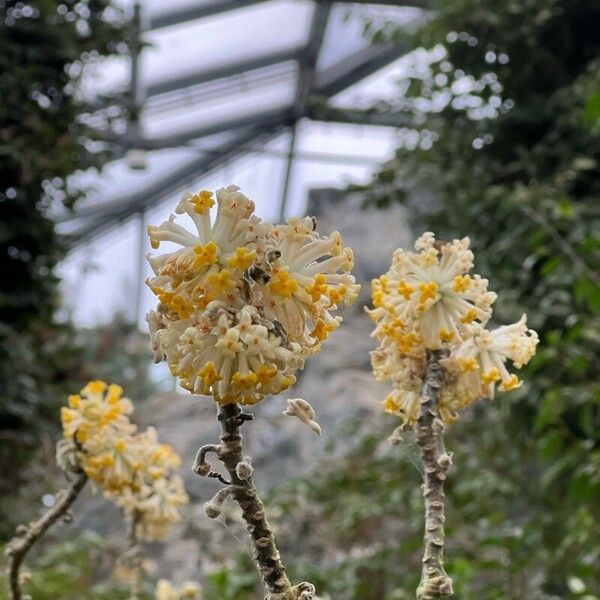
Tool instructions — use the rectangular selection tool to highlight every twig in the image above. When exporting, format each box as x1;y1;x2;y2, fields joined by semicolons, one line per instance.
195;403;315;600
415;349;454;600
5;472;88;600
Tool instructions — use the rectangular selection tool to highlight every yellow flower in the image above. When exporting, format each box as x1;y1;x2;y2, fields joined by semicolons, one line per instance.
226;247;256;271
268;270;298;298
190;190;215;214
193;241;218;269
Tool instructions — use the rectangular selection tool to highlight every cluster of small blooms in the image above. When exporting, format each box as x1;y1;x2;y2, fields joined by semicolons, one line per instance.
60;381;188;540
155;579;201;600
368;233;539;426
146;185;359;405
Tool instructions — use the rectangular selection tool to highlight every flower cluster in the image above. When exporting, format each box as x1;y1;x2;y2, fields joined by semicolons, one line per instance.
155;579;201;600
60;381;188;540
368;233;538;426
146;185;359;405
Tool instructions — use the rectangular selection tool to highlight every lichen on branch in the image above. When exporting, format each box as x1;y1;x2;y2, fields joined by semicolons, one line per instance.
196;402;315;600
6;472;88;600
415;349;453;599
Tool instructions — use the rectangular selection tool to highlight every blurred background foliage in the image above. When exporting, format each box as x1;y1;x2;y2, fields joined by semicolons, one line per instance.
0;0;153;528
1;0;599;598
270;0;600;597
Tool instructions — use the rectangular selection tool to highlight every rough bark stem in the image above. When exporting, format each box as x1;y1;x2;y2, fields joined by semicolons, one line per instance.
415;349;454;600
200;402;314;600
6;472;87;600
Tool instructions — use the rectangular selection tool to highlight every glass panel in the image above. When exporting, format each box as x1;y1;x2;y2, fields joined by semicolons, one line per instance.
142;66;297;140
142;1;313;85
318;3;423;71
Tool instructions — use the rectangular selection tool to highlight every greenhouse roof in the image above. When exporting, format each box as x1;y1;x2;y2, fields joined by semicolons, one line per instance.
57;1;428;242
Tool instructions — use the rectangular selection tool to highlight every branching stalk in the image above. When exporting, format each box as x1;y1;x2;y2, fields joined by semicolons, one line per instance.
415;349;454;600
5;472;87;600
195;402;315;600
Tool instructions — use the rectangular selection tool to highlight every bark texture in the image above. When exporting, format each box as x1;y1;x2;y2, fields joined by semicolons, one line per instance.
194;402;315;600
6;472;87;600
415;349;454;600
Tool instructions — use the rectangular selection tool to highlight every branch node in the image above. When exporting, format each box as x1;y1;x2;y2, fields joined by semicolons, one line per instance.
192;443;220;477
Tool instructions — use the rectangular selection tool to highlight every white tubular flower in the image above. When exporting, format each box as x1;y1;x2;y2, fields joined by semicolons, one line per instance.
109;428;188;542
61;381;134;445
283;398;322;436
450;315;539;398
145;186;358;406
255;217;360;347
132;475;189;541
369;233;496;351
369;234;538;426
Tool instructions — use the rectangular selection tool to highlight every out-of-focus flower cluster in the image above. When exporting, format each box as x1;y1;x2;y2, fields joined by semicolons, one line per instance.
60;381;188;540
368;233;538;426
155;579;201;600
146;185;359;405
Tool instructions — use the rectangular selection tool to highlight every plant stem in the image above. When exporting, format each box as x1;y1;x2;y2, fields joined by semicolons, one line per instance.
415;349;454;600
128;510;142;600
6;472;87;600
198;402;315;600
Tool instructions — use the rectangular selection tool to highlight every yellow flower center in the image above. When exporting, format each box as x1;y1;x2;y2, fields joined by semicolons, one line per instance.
193;241;219;270
397;279;414;300
268;270;298;298
190;190;215;214
452;274;471;293
482;367;501;385
255;364;278;386
304;273;328;302
68;394;81;409
459;308;478;324
418;281;439;304
206;269;236;294
459;357;479;372
226;246;256;271
198;361;222;387
439;329;454;342
84;380;107;395
499;374;521;391
310;318;337;342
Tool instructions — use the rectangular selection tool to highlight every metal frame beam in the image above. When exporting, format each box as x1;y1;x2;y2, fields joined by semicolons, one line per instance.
148;0;267;31
64;32;412;239
146;45;304;98
133;43;405;152
68;125;283;241
293;2;332;118
314;43;407;96
325;0;429;6
138;107;293;151
278;1;332;220
307;101;412;128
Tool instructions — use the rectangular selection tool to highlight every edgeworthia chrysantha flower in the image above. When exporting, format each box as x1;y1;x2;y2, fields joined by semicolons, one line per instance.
368;233;538;600
368;232;538;426
60;381;188;540
8;382;189;600
146;185;359;406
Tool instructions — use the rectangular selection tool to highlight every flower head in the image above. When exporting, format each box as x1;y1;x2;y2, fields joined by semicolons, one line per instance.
146;185;359;405
369;234;538;426
59;382;188;539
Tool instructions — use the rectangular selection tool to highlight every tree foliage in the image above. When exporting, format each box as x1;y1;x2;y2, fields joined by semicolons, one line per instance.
0;1;127;475
267;1;600;597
